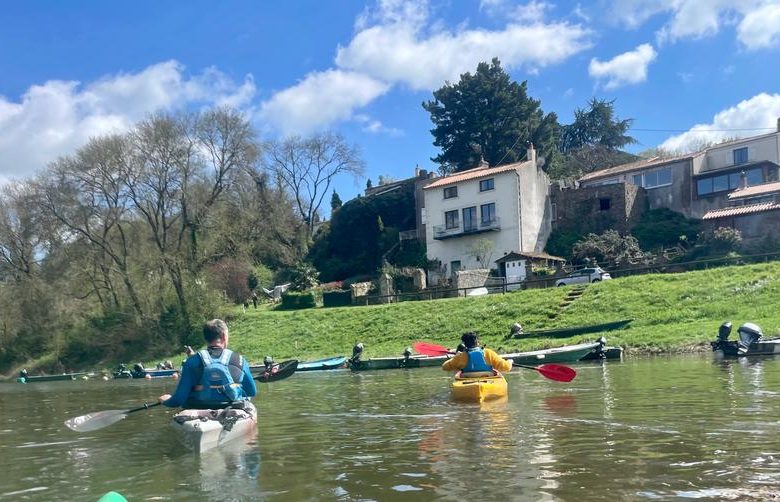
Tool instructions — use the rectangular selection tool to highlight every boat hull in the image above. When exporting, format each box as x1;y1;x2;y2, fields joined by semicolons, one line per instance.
19;372;92;383
171;402;257;453
515;320;632;339
250;360;298;382
451;372;507;402
348;355;448;371
297;356;347;371
711;338;780;357
503;340;605;365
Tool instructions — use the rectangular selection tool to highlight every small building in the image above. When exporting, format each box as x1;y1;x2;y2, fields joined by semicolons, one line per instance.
495;251;565;290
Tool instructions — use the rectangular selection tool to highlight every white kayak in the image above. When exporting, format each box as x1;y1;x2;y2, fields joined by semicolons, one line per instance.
171;402;257;453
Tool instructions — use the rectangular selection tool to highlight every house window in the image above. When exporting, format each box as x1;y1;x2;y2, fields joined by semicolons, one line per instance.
697;168;766;196
734;147;748;165
480;203;496;224
445;210;459;229
633;167;672;189
450;260;461;276
479;178;495;191
599;198;611;211
463;206;477;231
443;186;458;199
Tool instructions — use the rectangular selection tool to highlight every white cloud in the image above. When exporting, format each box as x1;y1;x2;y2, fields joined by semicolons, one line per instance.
481;0;553;23
0;61;255;180
588;44;657;89
660;93;780;152
612;0;780;49
354;114;403;136
258;70;390;135
336;17;591;91
260;0;590;133
738;2;780;49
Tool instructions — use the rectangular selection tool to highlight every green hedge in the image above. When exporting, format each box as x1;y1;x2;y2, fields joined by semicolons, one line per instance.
280;291;317;310
323;289;352;308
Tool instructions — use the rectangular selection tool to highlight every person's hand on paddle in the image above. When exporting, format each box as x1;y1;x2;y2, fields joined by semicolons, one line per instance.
158;393;171;404
184;345;195;357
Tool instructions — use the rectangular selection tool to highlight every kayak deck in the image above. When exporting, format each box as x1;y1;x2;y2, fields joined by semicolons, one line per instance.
451;371;508;403
171;402;257;453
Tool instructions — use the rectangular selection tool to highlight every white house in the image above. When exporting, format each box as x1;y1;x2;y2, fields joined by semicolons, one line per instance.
422;147;551;280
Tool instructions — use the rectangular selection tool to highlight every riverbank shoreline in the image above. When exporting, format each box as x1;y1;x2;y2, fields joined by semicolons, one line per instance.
4;261;780;379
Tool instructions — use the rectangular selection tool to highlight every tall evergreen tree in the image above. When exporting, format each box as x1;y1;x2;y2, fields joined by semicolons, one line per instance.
330;190;342;211
423;58;560;174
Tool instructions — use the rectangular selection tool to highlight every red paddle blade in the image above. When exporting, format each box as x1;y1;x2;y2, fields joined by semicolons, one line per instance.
536;363;576;382
413;342;452;356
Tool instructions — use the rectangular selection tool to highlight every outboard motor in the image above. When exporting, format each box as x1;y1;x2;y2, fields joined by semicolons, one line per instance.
717;322;732;342
737;322;763;355
351;343;364;363
263;356;274;370
509;322;524;338
402;347;412;361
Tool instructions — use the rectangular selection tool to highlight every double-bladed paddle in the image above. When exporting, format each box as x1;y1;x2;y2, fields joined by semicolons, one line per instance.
64;402;162;432
412;342;577;382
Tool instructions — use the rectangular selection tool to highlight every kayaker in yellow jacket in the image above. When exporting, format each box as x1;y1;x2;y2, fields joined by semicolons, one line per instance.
442;332;512;375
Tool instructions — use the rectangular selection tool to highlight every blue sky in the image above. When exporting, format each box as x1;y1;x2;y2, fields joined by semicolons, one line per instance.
2;0;780;208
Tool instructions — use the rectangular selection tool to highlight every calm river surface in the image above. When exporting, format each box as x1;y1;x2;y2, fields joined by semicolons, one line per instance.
2;355;780;501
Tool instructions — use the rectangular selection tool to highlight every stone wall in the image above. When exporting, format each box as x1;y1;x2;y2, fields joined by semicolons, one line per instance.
453;269;490;297
552;183;647;235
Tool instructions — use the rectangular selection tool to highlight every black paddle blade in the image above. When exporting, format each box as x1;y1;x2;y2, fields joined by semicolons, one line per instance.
64;409;129;432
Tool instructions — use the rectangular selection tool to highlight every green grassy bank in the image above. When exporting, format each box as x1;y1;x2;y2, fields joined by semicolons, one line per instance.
228;261;780;362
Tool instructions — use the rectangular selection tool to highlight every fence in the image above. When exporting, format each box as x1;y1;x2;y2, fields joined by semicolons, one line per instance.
354;251;780;306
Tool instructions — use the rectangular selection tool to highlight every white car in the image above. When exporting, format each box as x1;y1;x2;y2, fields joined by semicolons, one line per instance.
555;267;612;287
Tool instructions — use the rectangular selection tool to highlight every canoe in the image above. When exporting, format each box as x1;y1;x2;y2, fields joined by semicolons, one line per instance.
512;319;632;339
171;401;257;453
451;371;508;402
297;356;347;372
502;340;605;365
18;372;93;383
348;354;449;372
250;359;298;382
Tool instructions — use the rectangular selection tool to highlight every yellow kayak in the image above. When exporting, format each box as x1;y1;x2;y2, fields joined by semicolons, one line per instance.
451;371;508;402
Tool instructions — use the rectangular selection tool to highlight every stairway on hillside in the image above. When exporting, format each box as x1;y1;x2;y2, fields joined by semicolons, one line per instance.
547;285;588;321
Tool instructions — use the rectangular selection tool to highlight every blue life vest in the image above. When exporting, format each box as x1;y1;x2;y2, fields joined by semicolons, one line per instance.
463;347;492;373
191;349;245;405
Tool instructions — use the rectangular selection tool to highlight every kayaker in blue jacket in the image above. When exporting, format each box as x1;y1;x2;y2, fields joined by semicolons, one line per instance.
158;319;256;409
442;332;512;375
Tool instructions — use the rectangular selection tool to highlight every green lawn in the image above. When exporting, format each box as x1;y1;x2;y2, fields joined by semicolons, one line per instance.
228;261;780;362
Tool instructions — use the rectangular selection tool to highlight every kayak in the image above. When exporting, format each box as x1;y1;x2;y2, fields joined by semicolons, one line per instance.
451;371;508;402
171;401;257;453
297;356;347;371
249;359;298;382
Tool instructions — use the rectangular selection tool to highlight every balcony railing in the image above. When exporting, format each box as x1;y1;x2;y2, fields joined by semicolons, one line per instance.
432;217;501;240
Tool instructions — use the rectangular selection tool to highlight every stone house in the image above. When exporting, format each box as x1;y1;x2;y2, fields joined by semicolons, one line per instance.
702;180;780;245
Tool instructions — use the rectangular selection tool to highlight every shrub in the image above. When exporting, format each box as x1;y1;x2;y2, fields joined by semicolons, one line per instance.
280;291;317;310
699;227;742;255
323;289;352;308
631;208;700;251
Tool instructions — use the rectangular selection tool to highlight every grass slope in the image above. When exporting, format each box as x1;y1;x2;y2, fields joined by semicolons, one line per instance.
229;261;780;362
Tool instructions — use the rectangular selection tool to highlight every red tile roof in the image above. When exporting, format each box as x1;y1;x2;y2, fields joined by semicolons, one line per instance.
702;202;780;220
423;161;530;189
727;181;780;200
579;153;701;182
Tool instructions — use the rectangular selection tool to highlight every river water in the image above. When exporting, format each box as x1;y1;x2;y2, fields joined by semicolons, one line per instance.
1;355;780;501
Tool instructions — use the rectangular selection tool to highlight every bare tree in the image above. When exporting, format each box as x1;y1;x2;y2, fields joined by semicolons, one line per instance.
265;132;365;238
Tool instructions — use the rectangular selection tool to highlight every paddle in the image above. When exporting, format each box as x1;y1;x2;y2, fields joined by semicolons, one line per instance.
412;342;577;382
64;402;162;432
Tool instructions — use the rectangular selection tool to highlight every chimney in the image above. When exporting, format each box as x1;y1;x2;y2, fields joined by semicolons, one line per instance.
415;165;420;177
478;155;489;169
527;142;536;165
